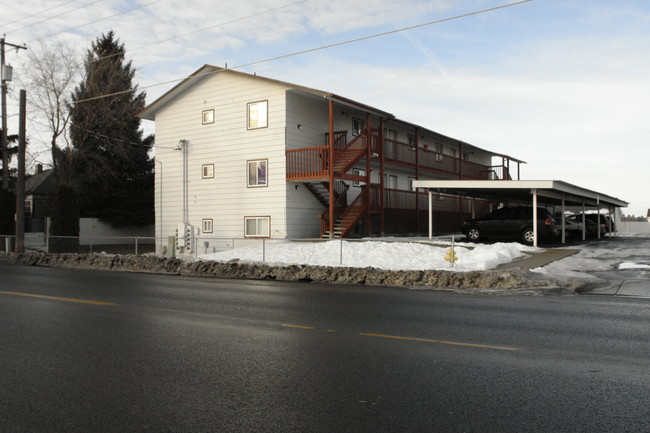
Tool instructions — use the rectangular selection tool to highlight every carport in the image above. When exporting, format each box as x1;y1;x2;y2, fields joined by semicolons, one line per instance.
412;180;628;247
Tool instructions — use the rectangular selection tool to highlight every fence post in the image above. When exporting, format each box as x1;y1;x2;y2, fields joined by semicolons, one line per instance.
135;237;139;256
340;238;343;266
451;235;455;269
262;238;266;262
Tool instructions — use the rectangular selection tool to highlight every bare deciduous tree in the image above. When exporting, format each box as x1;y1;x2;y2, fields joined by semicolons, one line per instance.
21;40;81;172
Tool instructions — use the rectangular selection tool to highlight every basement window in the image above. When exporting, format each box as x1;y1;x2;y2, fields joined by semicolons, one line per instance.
245;216;270;238
202;219;213;233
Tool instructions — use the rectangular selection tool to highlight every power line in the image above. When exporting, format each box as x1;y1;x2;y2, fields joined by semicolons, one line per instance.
1;0;80;28
6;0;104;35
237;0;537;70
73;0;537;105
94;0;309;63
28;114;160;149
26;0;165;44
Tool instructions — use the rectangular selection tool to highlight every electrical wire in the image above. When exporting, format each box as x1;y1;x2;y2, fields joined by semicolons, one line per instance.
73;0;537;105
27;115;160;150
0;0;79;28
94;0;310;63
25;0;165;44
6;0;105;35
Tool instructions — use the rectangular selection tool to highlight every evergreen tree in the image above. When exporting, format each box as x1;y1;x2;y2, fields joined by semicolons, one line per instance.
0;131;19;190
49;180;80;253
0;131;18;236
67;31;153;227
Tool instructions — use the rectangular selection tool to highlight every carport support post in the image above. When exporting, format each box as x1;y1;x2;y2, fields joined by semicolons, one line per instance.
428;188;433;239
560;197;566;244
597;195;601;239
532;189;538;247
581;202;586;241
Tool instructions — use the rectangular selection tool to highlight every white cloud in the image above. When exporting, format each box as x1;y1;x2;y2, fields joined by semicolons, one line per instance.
3;0;649;216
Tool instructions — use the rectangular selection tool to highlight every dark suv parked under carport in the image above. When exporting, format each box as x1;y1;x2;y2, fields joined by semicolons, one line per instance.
461;207;558;244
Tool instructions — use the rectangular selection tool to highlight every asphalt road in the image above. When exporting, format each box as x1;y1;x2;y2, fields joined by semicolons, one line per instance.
1;264;650;432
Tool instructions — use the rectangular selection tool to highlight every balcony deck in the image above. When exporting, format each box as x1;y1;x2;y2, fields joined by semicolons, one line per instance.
286;136;510;182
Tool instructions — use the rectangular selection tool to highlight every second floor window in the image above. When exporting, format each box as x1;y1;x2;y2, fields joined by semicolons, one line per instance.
247;159;268;187
435;143;443;161
247;100;268;129
408;135;417;148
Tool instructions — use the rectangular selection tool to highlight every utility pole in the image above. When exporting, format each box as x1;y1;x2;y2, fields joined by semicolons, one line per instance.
15;89;26;252
1;36;27;191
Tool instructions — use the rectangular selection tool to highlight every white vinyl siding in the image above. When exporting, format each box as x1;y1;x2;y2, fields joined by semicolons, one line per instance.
152;71;288;248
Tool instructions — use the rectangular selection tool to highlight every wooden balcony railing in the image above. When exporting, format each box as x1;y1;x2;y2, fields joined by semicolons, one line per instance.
286;145;329;180
287;131;511;181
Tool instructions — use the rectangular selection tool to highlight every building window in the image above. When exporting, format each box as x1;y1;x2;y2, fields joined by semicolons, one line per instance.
245;216;270;237
408;135;417;148
450;148;457;158
202;219;213;233
247;159;268;187
24;196;33;217
384;174;398;189
462;151;470;161
352;118;365;136
247;100;268;129
435;143;443;161
353;168;365;187
385;128;397;141
202;164;214;179
202;109;215;124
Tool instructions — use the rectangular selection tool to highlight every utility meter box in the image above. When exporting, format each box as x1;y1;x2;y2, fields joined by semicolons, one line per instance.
175;223;196;254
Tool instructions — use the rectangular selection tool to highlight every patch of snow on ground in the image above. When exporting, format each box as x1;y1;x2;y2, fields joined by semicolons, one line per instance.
619;262;650;270
197;238;539;271
531;234;650;282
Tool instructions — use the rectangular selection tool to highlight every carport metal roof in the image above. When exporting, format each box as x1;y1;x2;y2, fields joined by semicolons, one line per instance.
412;179;628;246
412;179;628;208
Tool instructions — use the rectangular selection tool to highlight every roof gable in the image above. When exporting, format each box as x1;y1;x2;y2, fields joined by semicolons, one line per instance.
137;65;393;120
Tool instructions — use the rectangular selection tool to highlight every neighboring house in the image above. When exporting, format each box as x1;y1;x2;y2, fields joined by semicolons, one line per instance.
24;165;57;233
138;65;523;254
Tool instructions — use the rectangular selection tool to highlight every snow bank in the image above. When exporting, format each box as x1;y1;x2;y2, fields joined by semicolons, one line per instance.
197;239;539;272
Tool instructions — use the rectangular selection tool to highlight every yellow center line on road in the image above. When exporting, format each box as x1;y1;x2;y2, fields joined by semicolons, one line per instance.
0;291;119;307
360;333;521;351
281;324;316;330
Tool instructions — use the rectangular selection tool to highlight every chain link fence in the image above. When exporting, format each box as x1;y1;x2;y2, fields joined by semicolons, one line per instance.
176;236;463;271
1;234;465;270
0;234;155;255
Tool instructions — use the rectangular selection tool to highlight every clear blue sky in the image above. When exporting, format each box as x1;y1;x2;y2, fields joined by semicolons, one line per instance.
4;0;649;215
